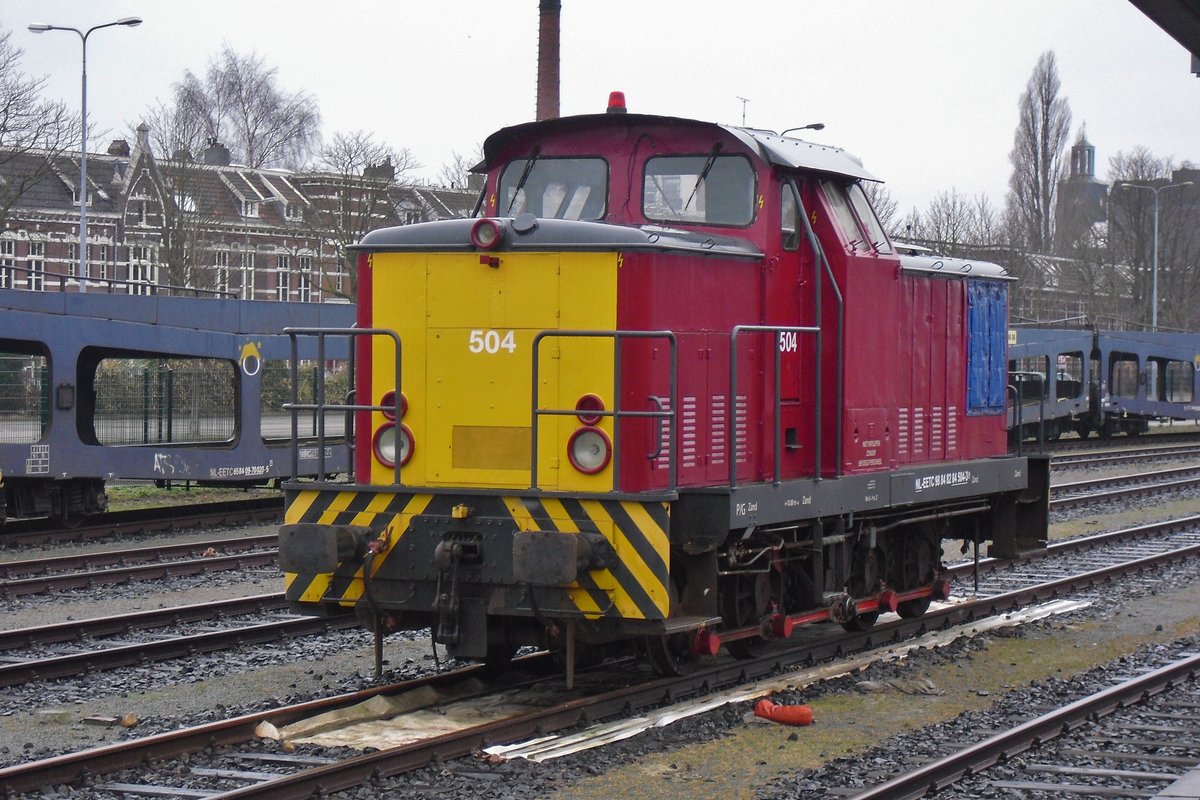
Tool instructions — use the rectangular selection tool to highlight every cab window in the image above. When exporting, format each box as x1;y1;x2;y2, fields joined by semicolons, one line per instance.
819;180;870;252
643;154;755;226
781;185;799;251
847;183;893;254
499;157;607;220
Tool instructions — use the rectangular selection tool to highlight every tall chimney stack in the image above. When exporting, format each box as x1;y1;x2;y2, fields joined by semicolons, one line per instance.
536;0;561;121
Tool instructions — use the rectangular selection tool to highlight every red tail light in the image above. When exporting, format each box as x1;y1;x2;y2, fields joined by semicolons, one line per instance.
380;391;407;421
575;393;605;425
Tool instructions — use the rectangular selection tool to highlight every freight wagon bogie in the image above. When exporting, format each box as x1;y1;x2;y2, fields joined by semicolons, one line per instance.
280;100;1051;679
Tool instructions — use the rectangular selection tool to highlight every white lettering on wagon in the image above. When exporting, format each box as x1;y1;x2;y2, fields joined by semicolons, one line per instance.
209;460;273;479
26;444;49;475
913;469;977;493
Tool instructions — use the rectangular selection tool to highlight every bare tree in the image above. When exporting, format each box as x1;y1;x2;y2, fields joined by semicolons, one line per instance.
902;190;1004;257
437;146;484;189
0;29;76;228
1106;147;1200;329
299;130;418;301
154;45;320;169
1006;51;1072;253
862;182;900;238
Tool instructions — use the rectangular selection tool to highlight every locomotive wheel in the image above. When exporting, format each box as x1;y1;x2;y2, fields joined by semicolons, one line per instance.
720;572;771;659
843;545;882;632
841;611;880;632
644;633;698;676
51;511;84;529
895;532;936;620
481;642;515;676
897;596;931;619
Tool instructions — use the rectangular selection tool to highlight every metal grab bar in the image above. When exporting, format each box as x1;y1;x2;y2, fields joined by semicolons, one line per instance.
284;326;399;484
531;330;677;493
791;180;844;478
729;325;821;488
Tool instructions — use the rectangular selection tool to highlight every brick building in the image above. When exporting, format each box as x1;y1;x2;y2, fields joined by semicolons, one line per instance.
0;124;477;300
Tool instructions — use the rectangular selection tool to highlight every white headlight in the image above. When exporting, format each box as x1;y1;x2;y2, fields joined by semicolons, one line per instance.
373;424;414;467
568;426;611;474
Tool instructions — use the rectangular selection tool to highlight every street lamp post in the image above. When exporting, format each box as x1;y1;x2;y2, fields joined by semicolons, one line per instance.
1119;180;1194;330
780;123;826;136
28;17;142;294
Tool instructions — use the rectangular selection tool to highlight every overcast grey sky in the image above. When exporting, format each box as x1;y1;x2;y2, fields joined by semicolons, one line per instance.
4;1;1197;215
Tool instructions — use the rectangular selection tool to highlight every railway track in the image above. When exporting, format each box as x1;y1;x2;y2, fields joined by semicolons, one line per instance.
0;533;278;597
0;593;364;689
5;512;1200;797
1045;429;1200;453
846;651;1200;799
0;496;283;548
1050;463;1200;510
1053;441;1200;470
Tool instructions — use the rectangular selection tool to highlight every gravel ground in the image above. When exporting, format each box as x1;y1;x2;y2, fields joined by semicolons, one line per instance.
3;462;1200;796
0;519;452;767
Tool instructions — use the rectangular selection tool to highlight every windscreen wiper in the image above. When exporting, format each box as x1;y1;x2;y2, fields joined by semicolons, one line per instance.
681;142;722;214
505;145;541;215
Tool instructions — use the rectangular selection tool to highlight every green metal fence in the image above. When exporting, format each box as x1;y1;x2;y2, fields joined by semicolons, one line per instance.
93;358;237;445
0;354;48;444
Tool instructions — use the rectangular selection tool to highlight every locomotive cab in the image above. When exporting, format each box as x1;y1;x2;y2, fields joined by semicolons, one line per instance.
279;105;1049;677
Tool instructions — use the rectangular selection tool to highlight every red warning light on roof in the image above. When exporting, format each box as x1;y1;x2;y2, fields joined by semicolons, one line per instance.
607;91;627;114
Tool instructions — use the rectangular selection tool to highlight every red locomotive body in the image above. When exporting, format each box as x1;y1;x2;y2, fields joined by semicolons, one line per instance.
280;100;1049;675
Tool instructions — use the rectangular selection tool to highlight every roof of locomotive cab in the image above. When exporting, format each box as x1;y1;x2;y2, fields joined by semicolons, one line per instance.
479;113;879;182
351;216;763;259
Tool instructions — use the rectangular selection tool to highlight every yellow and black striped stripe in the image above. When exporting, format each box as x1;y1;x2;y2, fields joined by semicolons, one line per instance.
283;488;671;621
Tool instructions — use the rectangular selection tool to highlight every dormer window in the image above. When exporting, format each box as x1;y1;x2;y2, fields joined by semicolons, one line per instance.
72;189;91;206
242;200;260;218
285;203;303;221
175;193;197;213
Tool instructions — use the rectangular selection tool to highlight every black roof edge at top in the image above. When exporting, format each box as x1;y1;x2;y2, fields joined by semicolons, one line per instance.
481;113;725;166
480;112;876;182
351;217;763;260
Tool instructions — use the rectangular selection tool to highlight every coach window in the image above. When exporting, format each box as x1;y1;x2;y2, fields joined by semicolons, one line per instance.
1110;354;1139;399
819;180;870;253
499;157;607;220
847;183;893;254
1161;359;1190;402
781;185;799;251
643;154;755;226
1055;352;1085;400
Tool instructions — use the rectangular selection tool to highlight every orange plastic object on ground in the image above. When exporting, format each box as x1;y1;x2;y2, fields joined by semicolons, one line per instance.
754;698;814;726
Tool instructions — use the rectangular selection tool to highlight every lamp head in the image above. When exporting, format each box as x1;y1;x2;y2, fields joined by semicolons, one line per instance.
28;23;52;33
116;17;142;26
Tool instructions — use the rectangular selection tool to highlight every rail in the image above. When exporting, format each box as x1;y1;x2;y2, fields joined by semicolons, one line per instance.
530;330;677;492
284;327;401;483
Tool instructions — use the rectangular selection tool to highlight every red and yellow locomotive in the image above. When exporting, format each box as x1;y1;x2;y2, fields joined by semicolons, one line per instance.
280;96;1050;675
